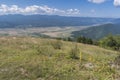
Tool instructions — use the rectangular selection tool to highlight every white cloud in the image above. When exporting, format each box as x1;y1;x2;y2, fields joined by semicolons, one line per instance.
67;9;80;15
88;0;106;4
0;4;80;16
114;0;120;7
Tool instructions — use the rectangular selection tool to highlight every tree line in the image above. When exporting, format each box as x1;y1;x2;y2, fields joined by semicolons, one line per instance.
61;35;120;51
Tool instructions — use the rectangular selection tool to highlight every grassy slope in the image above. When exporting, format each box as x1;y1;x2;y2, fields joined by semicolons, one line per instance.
0;37;120;80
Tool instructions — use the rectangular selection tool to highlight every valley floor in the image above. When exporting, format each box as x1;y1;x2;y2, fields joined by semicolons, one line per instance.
0;26;88;38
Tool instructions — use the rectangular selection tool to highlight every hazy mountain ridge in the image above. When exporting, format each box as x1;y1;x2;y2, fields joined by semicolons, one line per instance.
0;14;119;40
0;14;113;28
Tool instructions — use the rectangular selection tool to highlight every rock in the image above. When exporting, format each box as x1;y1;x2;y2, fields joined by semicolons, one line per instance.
84;63;95;69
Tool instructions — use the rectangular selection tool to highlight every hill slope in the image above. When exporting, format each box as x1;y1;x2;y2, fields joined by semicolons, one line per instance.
72;23;120;39
0;37;119;80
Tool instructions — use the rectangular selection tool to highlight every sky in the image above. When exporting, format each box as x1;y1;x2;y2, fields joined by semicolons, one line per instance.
0;0;120;18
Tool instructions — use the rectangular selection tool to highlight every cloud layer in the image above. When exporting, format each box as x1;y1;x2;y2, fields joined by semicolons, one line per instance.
114;0;120;7
88;0;120;7
88;0;106;4
0;4;80;16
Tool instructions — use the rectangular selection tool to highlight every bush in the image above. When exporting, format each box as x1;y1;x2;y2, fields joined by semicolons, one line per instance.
77;36;93;44
51;40;63;49
69;43;80;59
99;35;119;50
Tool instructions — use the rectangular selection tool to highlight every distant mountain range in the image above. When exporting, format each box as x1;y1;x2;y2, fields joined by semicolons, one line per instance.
0;14;120;40
0;14;113;28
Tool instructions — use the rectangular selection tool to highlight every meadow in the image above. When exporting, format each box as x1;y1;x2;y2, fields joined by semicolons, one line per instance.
0;37;120;80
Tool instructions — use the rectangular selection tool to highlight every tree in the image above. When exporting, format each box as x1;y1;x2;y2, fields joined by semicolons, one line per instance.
106;36;117;47
99;35;118;50
77;36;93;44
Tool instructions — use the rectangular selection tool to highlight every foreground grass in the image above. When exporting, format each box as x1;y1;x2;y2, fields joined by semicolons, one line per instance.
0;37;120;80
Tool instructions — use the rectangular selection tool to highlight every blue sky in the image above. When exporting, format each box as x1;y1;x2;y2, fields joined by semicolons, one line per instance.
0;0;120;18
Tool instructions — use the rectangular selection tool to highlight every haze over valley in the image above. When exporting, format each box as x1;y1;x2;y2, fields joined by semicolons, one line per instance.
0;14;116;39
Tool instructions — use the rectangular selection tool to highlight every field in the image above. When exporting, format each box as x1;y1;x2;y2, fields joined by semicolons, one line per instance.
0;26;88;38
0;37;120;80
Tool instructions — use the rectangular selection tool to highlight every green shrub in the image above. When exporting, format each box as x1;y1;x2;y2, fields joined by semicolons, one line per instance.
77;36;93;44
99;35;119;50
51;40;63;49
69;43;80;59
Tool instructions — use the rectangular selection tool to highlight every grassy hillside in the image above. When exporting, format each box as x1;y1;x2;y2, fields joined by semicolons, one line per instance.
72;23;120;40
0;37;120;80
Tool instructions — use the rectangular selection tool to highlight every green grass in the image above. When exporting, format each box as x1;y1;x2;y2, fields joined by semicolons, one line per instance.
0;37;120;80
